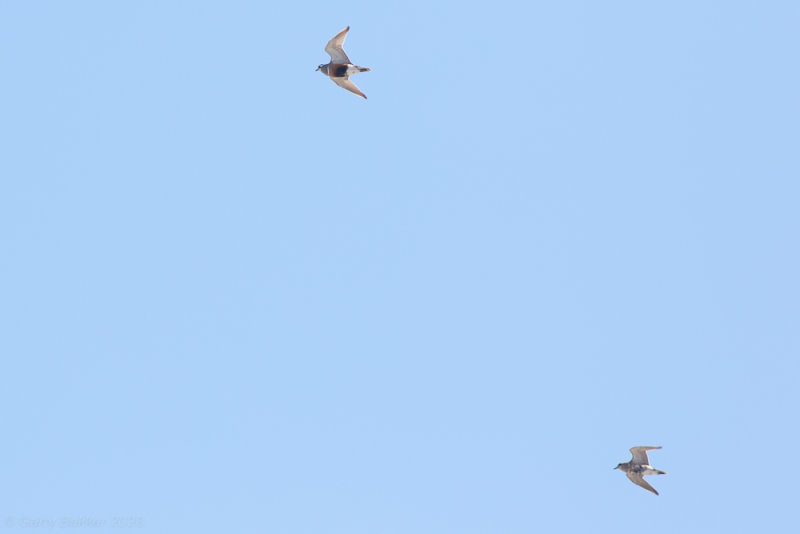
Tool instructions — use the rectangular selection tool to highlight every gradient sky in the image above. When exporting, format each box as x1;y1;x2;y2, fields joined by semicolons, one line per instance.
2;1;799;533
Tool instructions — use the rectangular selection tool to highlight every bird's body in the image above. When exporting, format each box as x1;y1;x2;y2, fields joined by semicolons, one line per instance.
317;26;371;99
615;446;667;495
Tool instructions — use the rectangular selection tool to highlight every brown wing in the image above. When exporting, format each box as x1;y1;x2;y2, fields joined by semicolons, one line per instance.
626;472;659;495
325;26;352;64
630;446;661;465
332;77;367;99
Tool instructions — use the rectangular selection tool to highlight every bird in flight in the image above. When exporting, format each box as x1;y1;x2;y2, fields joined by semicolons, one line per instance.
615;446;667;495
316;26;371;99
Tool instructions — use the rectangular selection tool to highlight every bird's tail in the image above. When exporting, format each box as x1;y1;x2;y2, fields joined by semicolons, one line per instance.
357;66;371;72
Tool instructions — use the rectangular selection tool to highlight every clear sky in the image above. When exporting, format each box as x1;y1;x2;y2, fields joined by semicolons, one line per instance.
1;1;798;532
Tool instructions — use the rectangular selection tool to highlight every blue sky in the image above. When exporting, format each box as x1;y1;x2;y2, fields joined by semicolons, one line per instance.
1;1;798;532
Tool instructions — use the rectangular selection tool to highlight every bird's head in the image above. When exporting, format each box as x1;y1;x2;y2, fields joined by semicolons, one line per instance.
316;64;327;74
614;463;622;470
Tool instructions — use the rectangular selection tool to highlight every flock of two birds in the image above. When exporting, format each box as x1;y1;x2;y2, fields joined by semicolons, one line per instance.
318;27;669;496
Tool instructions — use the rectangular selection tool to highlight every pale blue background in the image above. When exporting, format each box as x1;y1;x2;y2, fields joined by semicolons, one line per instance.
1;1;798;532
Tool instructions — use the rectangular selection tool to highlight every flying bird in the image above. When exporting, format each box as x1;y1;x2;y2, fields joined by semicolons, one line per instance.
316;26;371;99
615;446;667;495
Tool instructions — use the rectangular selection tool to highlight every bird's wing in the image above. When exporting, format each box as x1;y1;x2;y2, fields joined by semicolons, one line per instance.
630;446;661;465
332;76;367;99
626;472;659;495
325;26;352;64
